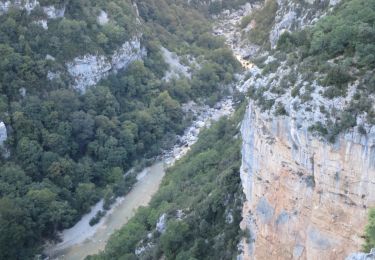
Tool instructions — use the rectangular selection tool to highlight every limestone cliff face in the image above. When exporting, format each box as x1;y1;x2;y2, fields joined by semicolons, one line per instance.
66;37;146;93
0;0;39;15
64;1;145;93
0;121;7;146
231;1;375;257
270;0;341;48
239;102;375;259
0;0;65;17
0;1;145;93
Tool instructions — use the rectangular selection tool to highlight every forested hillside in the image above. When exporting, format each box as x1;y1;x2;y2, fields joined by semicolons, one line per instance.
0;0;243;258
2;0;373;259
91;0;375;259
88;103;246;260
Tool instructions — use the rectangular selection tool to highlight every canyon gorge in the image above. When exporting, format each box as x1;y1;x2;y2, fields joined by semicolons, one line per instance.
0;0;374;259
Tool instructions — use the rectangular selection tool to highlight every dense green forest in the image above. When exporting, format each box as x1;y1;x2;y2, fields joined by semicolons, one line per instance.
88;103;246;260
0;0;243;258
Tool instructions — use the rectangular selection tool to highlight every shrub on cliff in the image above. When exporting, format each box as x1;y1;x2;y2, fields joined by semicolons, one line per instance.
91;105;246;260
363;208;375;252
243;0;278;47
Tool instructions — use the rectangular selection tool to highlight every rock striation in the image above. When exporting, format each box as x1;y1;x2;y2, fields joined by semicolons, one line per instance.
239;102;375;259
212;1;375;258
230;1;375;258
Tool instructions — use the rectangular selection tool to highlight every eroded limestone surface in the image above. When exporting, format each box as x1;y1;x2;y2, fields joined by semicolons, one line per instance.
66;37;146;93
240;102;375;259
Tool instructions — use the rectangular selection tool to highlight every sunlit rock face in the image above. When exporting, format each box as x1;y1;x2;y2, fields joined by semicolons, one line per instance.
97;10;109;25
66;37;146;93
233;1;375;258
43;5;65;19
66;55;112;93
156;214;167;234
239;102;375;259
0;0;65;17
0;0;39;14
0;121;7;146
34;19;48;29
0;121;9;157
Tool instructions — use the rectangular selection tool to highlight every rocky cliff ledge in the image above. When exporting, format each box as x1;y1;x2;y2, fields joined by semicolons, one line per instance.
239;102;375;259
0;0;65;17
66;37;146;93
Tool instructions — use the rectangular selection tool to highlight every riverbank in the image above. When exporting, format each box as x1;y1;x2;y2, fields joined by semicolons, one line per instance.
44;5;255;256
44;162;165;260
44;95;236;259
86;96;245;259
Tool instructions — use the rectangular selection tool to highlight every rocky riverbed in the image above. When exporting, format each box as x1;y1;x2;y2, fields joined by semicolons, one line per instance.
163;98;234;165
213;3;259;69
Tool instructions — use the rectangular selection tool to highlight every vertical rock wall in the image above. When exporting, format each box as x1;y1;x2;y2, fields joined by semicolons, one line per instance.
239;102;375;259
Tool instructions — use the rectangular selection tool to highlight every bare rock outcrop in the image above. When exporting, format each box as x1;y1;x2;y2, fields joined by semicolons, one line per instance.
0;0;38;14
0;0;65;18
239;102;375;259
346;249;375;260
270;0;342;48
0;121;7;146
66;37;146;93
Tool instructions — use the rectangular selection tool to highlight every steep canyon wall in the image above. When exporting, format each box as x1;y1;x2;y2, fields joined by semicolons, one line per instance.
240;102;375;259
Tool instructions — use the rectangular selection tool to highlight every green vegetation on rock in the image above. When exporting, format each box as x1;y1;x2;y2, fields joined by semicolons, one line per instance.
363;208;375;252
246;0;375;142
0;0;241;258
88;104;246;260
240;0;278;47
